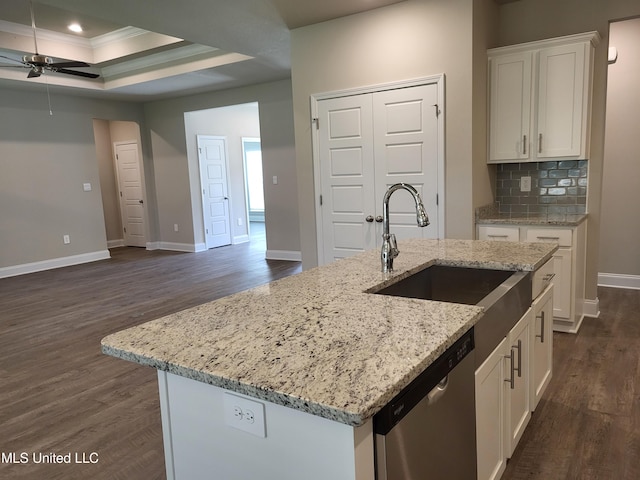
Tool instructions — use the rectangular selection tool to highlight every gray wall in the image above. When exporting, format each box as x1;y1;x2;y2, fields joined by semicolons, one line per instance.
599;17;640;278
496;0;640;302
291;0;498;269
143;78;300;254
0;87;146;271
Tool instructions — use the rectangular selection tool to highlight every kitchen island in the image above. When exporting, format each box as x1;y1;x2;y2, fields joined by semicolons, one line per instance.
102;239;557;480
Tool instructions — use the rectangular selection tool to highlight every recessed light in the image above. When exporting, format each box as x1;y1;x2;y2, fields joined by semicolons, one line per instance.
68;23;83;33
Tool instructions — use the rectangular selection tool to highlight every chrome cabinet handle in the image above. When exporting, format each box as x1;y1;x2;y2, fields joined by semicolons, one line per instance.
505;350;515;390
375;216;383;223
365;215;374;223
488;234;509;239
536;236;560;241
514;339;522;378
536;311;545;343
539;133;543;153
523;134;527;155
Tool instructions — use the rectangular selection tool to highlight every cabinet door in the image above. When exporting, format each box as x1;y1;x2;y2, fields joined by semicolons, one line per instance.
476;337;508;480
552;248;572;319
536;43;586;158
488;52;533;162
505;308;532;458
531;285;553;410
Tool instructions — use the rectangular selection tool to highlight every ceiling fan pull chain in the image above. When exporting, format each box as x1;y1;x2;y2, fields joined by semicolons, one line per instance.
44;73;53;116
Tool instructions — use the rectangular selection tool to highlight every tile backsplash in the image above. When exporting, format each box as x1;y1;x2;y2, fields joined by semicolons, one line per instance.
495;160;588;215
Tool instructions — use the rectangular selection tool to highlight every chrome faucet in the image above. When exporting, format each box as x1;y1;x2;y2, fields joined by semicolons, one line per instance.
381;183;430;272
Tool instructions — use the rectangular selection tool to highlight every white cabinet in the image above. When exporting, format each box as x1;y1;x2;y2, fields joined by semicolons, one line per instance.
475;337;508;480
530;284;553;410
476;308;533;480
478;222;586;333
488;32;600;163
505;309;532;458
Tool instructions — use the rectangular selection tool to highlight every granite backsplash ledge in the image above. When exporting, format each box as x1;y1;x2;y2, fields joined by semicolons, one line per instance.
495;160;588;216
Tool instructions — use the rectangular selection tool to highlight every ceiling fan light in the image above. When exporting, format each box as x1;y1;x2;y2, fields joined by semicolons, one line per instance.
68;23;83;33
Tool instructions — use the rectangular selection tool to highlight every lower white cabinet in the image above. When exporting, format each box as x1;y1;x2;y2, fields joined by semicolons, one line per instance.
475;337;508;480
531;285;553;410
505;309;532;457
478;222;586;333
475;309;533;480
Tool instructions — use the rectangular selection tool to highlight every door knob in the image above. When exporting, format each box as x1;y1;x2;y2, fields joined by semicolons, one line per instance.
138;199;144;204
365;215;374;223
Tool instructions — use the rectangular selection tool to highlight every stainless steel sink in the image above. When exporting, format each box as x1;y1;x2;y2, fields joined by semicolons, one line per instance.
370;264;532;366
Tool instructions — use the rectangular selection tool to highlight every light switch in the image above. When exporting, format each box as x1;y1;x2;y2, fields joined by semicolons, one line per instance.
83;183;92;192
272;176;278;185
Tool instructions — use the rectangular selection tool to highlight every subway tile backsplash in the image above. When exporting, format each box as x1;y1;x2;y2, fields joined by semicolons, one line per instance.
495;160;587;215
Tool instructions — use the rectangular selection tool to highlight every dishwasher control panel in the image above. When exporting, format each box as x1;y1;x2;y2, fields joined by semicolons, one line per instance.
374;328;475;435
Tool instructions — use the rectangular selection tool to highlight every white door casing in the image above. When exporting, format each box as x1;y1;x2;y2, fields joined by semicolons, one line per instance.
198;135;232;249
312;76;445;265
114;142;146;248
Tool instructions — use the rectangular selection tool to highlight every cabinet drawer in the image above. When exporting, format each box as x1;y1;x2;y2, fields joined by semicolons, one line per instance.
479;226;520;242
525;228;572;247
532;259;554;299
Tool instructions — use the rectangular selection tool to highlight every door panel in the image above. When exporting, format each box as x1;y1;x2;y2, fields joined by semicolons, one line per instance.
373;84;440;240
318;95;376;263
198;136;231;249
115;142;146;247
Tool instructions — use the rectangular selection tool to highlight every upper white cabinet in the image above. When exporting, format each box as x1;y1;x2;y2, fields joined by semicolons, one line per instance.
488;32;600;163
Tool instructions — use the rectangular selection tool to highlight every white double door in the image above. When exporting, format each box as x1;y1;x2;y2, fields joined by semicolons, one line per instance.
317;83;441;264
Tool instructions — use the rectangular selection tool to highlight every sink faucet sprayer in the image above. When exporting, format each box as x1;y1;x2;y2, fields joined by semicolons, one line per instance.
381;183;430;273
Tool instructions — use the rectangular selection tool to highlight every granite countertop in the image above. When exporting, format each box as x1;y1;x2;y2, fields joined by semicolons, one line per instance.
476;204;587;226
101;239;557;427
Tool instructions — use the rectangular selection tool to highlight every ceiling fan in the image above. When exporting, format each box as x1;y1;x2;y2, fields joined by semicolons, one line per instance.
0;0;99;79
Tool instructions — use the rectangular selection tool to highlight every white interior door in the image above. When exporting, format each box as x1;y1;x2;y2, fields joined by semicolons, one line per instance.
198;135;232;249
114;142;146;247
373;84;440;240
317;94;376;263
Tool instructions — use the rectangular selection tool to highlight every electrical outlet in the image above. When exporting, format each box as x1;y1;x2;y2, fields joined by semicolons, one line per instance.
223;393;266;437
63;235;70;244
237;218;243;226
521;176;532;192
174;224;179;232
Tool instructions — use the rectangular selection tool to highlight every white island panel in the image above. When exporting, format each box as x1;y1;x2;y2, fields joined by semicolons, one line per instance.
159;371;375;480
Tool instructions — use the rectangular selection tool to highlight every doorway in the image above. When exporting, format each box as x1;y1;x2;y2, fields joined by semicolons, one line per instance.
185;103;264;250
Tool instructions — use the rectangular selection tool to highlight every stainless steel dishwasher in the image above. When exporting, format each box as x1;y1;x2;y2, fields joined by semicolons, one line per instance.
373;328;476;480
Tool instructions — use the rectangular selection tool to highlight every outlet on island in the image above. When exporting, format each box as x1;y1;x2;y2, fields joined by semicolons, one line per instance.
223;393;266;437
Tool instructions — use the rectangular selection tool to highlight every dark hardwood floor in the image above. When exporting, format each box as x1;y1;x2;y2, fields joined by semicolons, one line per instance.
503;286;640;480
0;225;300;480
1;232;639;479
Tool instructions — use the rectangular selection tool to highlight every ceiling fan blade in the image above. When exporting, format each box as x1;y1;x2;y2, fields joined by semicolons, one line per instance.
49;61;92;69
0;55;27;66
54;68;100;79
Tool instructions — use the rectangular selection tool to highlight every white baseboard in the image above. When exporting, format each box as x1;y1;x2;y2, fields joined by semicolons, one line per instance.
234;235;250;244
582;298;600;318
598;272;640;290
107;239;125;249
0;250;111;279
146;241;161;250
157;242;198;253
266;250;302;262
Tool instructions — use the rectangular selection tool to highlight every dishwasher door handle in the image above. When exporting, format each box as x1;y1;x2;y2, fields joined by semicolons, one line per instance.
426;376;449;405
